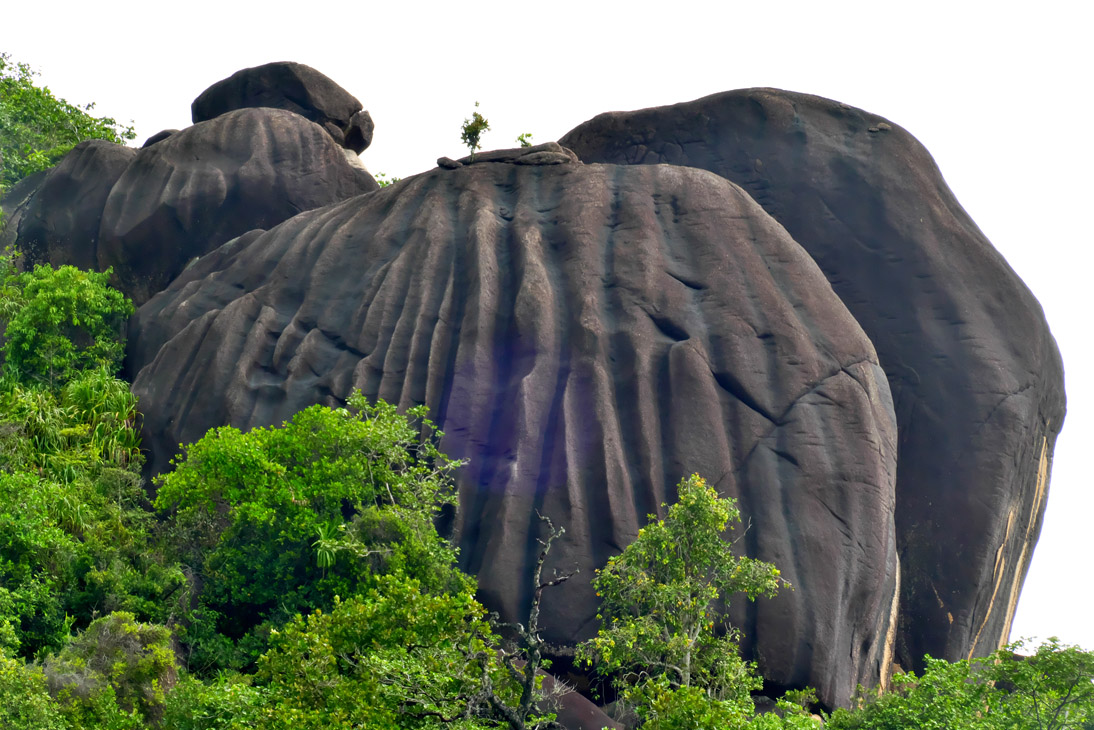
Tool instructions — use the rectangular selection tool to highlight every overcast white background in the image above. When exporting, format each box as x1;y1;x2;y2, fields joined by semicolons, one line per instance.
3;0;1090;651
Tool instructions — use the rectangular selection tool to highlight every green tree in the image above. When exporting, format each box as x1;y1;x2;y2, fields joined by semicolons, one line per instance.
0;649;66;730
991;638;1094;730
42;612;177;727
0;250;133;389
161;672;267;730
254;574;504;729
0;53;134;194
251;519;571;730
578;474;785;728
826;639;1094;730
154;393;469;673
460;102;490;161
0;255;181;661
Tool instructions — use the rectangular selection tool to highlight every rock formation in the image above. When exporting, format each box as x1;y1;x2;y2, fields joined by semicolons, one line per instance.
191;61;375;153
2;65;1065;718
2;64;379;306
1;140;135;270
127;157;900;708
560;88;1066;673
98;107;377;304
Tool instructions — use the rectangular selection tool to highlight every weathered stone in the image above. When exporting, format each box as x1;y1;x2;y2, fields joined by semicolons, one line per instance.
0;169;50;252
191;61;373;152
128;161;899;708
8;140;136;270
561;87;1066;674
437;156;463;169
343;109;375;154
142;129;178;147
456;141;580;166
98;107;378;304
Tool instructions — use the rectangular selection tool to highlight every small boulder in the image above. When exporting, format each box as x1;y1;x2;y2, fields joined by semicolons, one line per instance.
142;129;179;147
191;61;374;153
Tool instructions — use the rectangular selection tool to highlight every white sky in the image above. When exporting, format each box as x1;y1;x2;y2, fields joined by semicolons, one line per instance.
4;0;1090;651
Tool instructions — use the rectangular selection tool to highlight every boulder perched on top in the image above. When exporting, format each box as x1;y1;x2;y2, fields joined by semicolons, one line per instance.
561;88;1066;673
1;140;136;271
128;157;900;708
191;61;375;153
97;107;379;304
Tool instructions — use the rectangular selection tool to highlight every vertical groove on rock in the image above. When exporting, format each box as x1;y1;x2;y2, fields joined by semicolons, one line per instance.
130;161;899;708
560;88;1065;673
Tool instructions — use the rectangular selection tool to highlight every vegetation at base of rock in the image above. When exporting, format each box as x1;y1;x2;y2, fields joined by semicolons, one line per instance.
1;249;133;388
826;638;1094;730
579;474;785;726
0;253;180;661
154;392;470;673
0;53;135;194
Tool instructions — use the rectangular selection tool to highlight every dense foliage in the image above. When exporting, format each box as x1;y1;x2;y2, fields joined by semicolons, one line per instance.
827;639;1094;730
579;474;786;728
0;53;134;195
0;252;179;661
2;64;1090;730
154;394;470;673
1;252;133;388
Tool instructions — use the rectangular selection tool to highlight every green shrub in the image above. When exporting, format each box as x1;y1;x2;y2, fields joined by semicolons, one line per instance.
1;53;134;193
41;612;176;726
826;639;1094;730
0;649;66;730
162;673;266;730
42;612;176;726
580;473;783;720
155;393;468;673
460;101;490;161
0;254;133;389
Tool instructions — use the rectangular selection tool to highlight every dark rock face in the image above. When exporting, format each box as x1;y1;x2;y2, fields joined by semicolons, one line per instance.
0;169;51;252
98;107;379;304
2;140;136;270
191;61;374;153
129;160;899;708
560;88;1066;672
142;129;178;147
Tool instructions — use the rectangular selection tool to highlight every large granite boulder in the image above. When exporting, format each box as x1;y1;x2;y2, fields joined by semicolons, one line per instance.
3;140;137;271
98;107;379;304
191;61;375;153
128;156;900;708
560;88;1066;672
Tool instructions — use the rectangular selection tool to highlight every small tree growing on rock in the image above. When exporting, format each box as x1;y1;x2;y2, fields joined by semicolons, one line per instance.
461;101;490;161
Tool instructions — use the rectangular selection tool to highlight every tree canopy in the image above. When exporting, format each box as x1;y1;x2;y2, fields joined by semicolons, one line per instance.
578;473;791;729
0;53;134;194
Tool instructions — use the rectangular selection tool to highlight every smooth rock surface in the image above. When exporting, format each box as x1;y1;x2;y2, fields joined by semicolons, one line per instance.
191;61;374;153
0;169;51;252
7;140;136;270
142;129;178;147
129;160;900;708
561;88;1066;671
98;107;378;304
